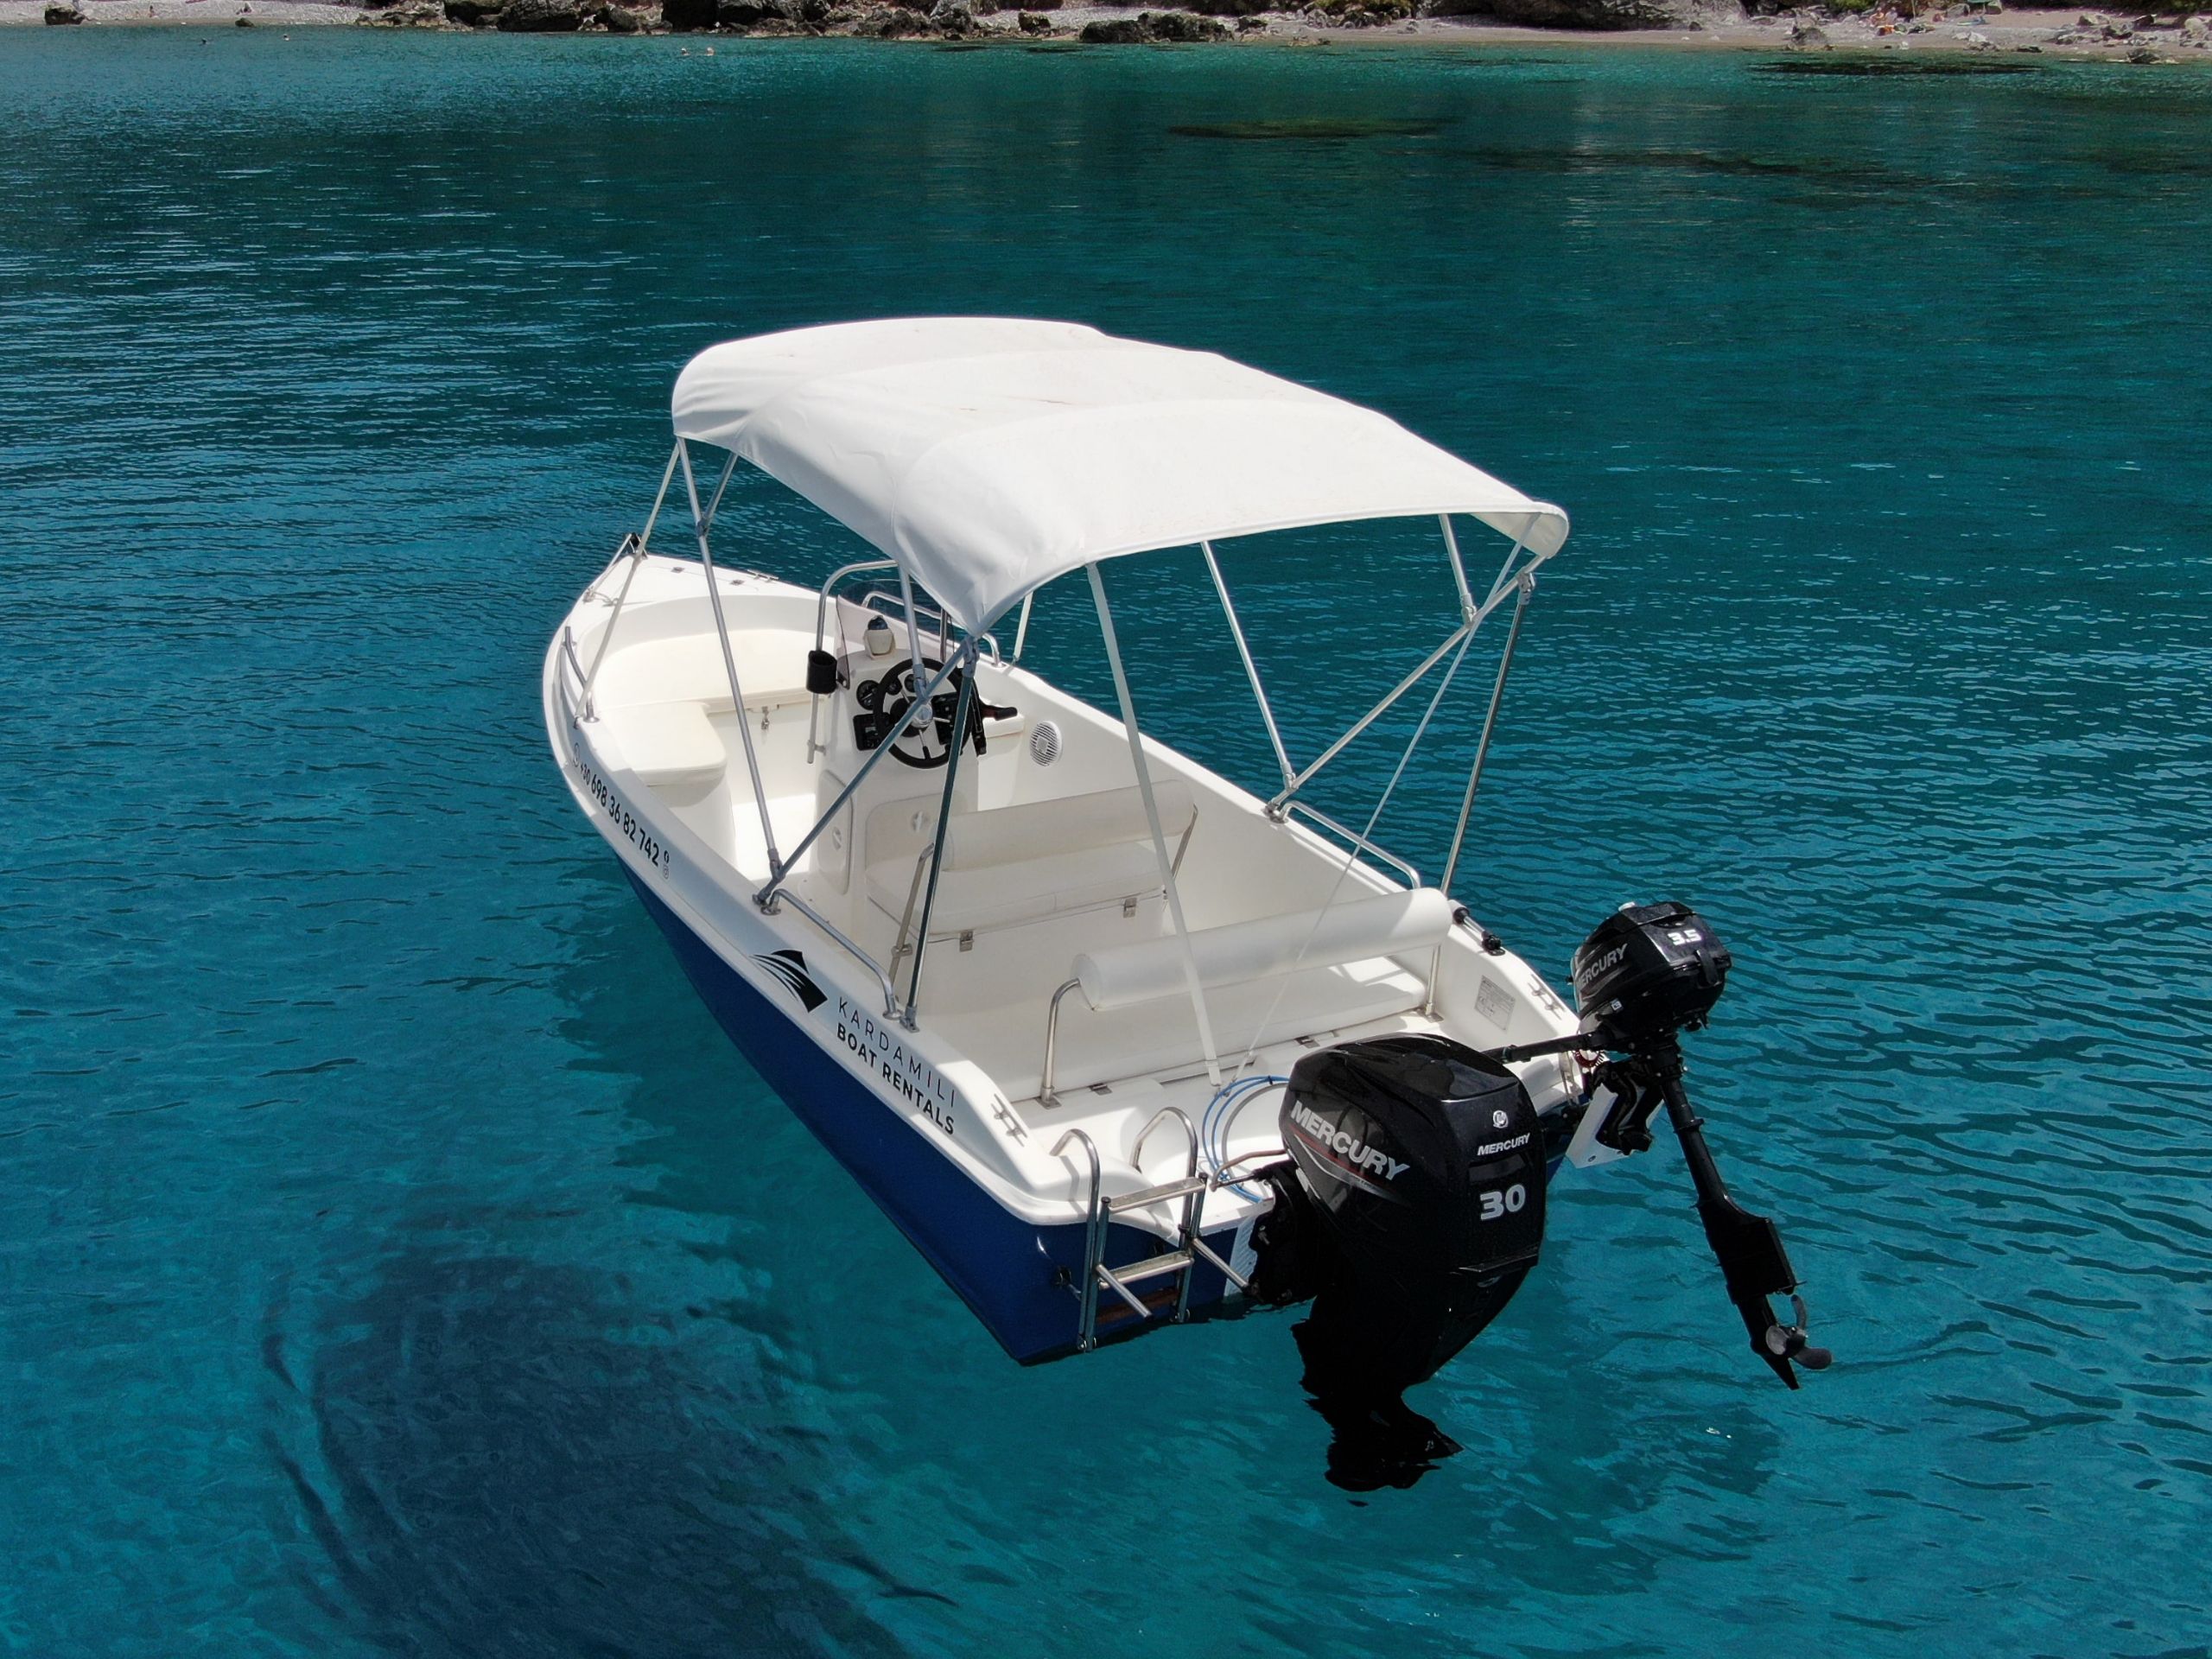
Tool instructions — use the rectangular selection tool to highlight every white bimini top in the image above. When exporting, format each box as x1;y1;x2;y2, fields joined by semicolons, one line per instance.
671;316;1569;633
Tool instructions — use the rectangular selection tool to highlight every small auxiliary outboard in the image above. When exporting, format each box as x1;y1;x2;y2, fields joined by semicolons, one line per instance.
1506;900;1834;1387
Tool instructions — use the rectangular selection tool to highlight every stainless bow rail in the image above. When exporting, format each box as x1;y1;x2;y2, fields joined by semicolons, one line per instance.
1051;1108;1251;1353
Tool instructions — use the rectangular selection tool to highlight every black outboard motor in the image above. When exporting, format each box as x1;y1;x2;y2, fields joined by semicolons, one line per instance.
1247;1034;1548;1484
1509;901;1833;1387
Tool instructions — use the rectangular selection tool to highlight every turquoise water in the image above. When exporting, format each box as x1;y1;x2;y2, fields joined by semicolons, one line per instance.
5;27;2210;1656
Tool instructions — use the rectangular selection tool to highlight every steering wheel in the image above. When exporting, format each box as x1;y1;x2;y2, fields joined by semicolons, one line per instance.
853;658;1012;769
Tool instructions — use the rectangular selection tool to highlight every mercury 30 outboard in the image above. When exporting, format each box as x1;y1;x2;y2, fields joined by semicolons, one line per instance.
1246;901;1829;1479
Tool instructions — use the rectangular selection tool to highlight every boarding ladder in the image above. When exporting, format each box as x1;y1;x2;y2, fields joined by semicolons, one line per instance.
1052;1109;1251;1352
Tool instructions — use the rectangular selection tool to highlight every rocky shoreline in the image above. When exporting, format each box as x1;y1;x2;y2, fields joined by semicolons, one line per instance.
11;0;2211;60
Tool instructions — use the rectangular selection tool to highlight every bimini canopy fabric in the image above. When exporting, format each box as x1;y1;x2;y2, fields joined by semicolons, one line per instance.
671;317;1570;633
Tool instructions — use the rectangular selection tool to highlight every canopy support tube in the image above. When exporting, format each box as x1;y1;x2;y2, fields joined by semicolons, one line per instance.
1203;540;1294;791
1265;620;1471;818
1440;569;1535;903
1011;593;1034;664
1089;563;1220;1087
678;439;781;877
899;642;978;1030
1440;515;1476;624
898;569;929;721
579;442;682;721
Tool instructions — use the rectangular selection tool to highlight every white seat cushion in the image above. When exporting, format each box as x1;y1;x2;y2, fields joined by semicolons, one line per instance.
935;957;1429;1103
861;781;1198;939
1073;887;1453;1012
598;629;814;716
866;839;1160;936
604;701;727;788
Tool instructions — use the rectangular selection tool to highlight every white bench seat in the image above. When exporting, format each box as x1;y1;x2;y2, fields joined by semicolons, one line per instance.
866;839;1161;937
1004;887;1455;1100
596;628;815;717
1072;887;1453;1010
603;701;727;789
864;781;1198;942
939;957;1428;1103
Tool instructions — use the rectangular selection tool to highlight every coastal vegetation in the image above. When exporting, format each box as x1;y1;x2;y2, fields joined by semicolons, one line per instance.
21;0;2212;54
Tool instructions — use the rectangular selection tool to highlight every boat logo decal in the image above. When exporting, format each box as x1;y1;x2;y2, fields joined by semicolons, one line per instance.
832;994;958;1140
753;949;827;1013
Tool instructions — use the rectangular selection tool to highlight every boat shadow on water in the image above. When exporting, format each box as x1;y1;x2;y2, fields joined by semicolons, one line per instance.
261;1240;918;1658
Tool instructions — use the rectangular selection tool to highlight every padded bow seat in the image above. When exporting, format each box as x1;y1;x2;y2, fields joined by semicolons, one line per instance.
595;627;817;718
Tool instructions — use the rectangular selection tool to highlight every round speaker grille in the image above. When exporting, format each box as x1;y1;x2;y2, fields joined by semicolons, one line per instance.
1028;720;1062;767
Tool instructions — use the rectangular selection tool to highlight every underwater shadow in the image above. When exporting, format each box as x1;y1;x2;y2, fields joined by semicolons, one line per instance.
270;1242;909;1659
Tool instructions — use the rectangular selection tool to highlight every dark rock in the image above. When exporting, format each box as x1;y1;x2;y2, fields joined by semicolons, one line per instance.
235;10;254;19
664;0;719;24
1142;8;1230;35
1018;7;1052;24
499;0;585;24
43;2;85;19
445;0;505;21
1789;19;1827;41
1313;0;1414;22
1455;0;1705;27
929;0;979;31
1080;8;1228;35
1183;0;1270;13
1019;0;1059;8
600;0;652;24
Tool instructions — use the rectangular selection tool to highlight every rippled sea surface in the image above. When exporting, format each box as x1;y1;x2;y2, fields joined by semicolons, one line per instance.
3;28;2209;1658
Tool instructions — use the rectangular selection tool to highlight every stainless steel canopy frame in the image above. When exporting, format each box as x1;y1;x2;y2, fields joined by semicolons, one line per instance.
573;442;1551;1033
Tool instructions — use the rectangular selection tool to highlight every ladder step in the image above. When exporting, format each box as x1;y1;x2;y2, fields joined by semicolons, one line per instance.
1103;1175;1210;1211
1098;1249;1192;1290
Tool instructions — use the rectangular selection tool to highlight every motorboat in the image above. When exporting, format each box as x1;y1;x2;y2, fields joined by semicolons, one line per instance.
543;318;1829;1418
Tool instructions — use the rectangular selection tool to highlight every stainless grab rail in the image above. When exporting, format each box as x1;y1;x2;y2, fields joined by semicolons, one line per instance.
1039;978;1083;1108
1283;800;1422;891
558;626;593;722
771;888;898;1018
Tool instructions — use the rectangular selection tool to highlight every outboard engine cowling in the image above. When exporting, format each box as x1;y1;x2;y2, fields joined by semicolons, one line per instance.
1255;1033;1547;1407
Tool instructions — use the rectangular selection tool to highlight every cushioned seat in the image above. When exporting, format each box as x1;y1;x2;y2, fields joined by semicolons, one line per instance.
862;780;1198;942
603;701;727;789
866;839;1161;936
597;628;814;717
1071;887;1453;1011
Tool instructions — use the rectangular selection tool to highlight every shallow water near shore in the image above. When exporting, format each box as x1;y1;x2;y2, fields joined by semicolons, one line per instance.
4;28;2210;1658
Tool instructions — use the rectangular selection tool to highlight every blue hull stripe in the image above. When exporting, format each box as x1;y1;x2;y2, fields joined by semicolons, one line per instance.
623;869;1230;1363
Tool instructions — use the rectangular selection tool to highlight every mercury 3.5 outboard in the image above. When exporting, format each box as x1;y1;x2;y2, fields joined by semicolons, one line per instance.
1246;901;1828;1474
1550;900;1834;1388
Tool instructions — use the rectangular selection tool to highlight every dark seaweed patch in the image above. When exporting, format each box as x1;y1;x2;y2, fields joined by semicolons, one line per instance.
1757;56;2038;76
1455;145;1891;184
1169;117;1451;141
